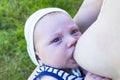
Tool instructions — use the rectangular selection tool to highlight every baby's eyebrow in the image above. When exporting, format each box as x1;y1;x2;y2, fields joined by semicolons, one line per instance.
70;24;78;28
49;30;62;37
50;32;62;39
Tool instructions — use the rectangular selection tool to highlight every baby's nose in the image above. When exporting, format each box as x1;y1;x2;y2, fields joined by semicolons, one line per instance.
67;36;77;48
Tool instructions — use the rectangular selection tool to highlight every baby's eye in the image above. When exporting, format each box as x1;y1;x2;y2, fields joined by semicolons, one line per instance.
52;37;61;43
71;29;78;35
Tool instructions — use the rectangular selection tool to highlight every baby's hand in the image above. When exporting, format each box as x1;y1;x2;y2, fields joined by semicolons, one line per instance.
84;72;111;80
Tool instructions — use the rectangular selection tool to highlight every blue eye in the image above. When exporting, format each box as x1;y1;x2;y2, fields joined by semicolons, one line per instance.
71;29;78;35
52;38;61;43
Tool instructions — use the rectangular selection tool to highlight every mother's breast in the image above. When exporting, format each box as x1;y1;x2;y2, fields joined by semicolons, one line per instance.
74;0;120;80
74;21;120;79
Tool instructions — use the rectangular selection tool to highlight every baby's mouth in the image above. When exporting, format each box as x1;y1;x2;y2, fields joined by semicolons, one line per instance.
71;52;77;63
69;47;77;62
71;48;75;59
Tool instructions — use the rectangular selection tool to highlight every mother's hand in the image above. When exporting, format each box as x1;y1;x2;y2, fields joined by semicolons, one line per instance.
85;72;111;80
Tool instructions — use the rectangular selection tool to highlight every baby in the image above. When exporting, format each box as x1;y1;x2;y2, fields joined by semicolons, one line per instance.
24;8;110;80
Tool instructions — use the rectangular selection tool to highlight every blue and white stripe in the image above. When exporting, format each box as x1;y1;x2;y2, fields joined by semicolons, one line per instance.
33;65;84;80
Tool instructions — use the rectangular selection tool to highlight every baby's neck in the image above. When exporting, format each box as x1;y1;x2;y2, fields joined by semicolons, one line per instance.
62;67;84;77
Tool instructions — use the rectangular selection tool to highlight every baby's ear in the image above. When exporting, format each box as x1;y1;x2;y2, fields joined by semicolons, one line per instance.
35;51;44;66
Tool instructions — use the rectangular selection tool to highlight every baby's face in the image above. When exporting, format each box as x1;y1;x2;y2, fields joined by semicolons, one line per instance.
34;12;81;69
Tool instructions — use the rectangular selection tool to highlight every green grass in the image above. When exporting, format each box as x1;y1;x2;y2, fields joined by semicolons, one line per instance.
0;0;83;80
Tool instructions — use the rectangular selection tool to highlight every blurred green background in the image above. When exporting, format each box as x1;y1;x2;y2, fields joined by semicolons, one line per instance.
0;0;83;80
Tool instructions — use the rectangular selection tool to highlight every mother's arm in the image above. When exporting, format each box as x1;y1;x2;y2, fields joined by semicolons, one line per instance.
73;0;103;33
28;66;39;80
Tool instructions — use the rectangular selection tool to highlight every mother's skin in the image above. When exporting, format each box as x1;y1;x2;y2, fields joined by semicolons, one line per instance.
74;0;120;80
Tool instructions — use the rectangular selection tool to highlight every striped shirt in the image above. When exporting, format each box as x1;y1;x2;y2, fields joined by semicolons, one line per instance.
33;65;84;80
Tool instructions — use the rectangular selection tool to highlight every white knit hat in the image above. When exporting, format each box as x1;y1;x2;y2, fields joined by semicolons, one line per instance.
24;8;70;66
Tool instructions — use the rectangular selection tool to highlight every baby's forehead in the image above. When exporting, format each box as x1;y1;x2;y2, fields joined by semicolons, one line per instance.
34;12;74;38
34;12;63;36
35;12;71;29
37;12;68;22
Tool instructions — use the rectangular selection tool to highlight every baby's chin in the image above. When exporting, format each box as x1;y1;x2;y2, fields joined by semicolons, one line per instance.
68;63;80;69
69;58;79;67
59;64;79;69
